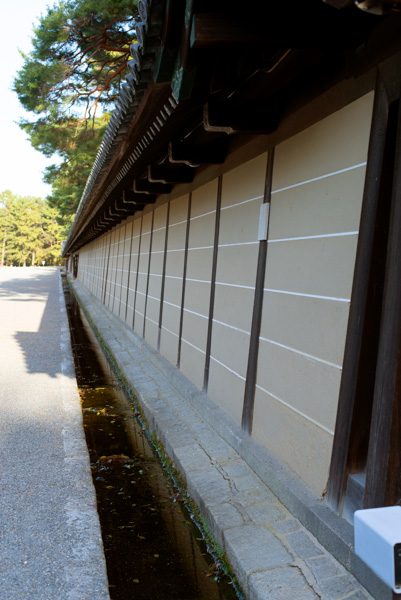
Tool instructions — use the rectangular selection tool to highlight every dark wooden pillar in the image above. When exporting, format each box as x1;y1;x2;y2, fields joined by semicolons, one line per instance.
203;176;222;393
326;72;393;512
365;95;401;508
241;149;274;434
177;193;192;368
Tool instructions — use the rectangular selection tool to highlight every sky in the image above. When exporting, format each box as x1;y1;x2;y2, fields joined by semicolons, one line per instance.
0;0;59;199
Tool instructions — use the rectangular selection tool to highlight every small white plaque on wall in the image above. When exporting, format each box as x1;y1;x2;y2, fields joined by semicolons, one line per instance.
258;203;270;241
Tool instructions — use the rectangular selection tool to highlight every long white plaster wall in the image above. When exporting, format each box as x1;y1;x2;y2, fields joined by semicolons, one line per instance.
75;91;374;498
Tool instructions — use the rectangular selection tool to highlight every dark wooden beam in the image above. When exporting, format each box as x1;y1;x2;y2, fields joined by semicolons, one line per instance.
121;189;157;205
169;137;227;166
148;164;195;184
108;204;122;218
115;197;141;214
203;176;222;393
133;179;173;194
190;9;372;50
326;71;392;513
190;14;268;48
365;95;401;508
99;212;114;224
203;101;279;135
323;0;355;7
242;150;274;434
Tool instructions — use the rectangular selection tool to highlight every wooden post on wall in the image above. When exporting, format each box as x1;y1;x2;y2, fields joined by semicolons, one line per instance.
143;211;155;338
365;94;401;508
326;72;393;512
124;221;135;324
177;193;192;368
241;149;274;434
102;233;113;306
157;202;170;352
203;176;222;393
132;217;143;331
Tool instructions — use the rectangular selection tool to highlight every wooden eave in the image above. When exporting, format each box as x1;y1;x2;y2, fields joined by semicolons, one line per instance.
63;0;401;256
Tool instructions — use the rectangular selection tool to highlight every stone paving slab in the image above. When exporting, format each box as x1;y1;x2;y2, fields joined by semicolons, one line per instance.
0;268;109;600
70;276;380;600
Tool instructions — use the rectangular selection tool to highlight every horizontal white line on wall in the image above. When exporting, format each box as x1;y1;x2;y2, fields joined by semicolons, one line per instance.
210;355;246;381
164;274;183;281
163;299;181;310
145;315;159;327
216;281;255;290
272;162;367;196
187;245;214;251
183;307;209;320
162;275;253;291
169;218;187;228
220;194;264;211
212;318;251;336
218;241;258;248
185;277;211;284
259;336;342;370
146;294;161;303
268;231;359;243
181;338;206;355
255;383;335;435
166;246;213;253
161;324;179;338
263;288;350;302
190;209;216;222
152;225;167;234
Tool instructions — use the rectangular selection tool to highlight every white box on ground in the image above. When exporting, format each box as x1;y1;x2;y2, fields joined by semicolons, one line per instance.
354;506;401;593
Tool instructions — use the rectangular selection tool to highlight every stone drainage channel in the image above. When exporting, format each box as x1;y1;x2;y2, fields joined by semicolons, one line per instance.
63;278;241;600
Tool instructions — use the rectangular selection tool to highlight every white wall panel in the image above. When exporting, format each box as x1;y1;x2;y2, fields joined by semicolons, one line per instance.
254;93;374;495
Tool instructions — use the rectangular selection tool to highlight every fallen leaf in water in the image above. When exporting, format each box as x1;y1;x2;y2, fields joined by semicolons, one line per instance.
98;454;130;465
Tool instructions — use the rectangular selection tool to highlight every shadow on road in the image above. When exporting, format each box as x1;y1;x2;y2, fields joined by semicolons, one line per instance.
0;268;65;378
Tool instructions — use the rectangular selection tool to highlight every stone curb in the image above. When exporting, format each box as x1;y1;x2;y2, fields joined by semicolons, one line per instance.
59;272;111;600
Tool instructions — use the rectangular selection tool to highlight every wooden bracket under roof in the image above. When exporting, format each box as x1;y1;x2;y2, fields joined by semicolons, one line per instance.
148;163;195;183
168;137;228;166
133;179;173;194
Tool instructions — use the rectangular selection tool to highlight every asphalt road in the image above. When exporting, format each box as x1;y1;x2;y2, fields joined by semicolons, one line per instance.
0;267;109;600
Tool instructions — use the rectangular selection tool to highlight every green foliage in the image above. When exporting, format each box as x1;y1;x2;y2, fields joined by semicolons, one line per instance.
0;191;67;267
13;0;138;221
15;0;137;118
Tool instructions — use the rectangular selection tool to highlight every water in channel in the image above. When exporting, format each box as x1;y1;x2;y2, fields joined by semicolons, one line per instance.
63;278;240;600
